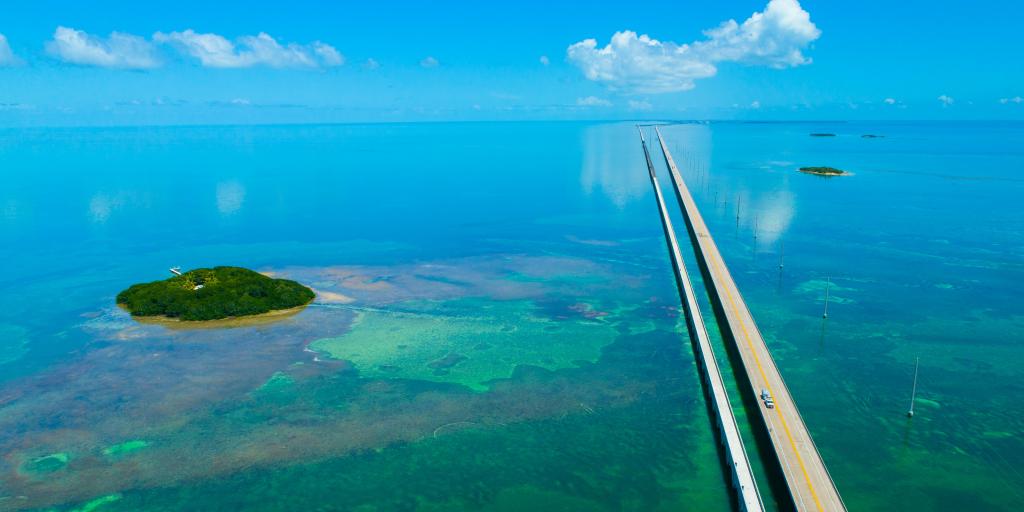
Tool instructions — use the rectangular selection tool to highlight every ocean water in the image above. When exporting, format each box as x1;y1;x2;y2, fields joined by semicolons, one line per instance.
0;121;1021;511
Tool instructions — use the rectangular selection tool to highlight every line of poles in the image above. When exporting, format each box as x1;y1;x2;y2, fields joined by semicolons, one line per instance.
653;125;921;421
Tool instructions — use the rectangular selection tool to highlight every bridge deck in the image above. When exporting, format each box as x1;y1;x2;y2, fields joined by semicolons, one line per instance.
639;128;764;512
655;127;846;512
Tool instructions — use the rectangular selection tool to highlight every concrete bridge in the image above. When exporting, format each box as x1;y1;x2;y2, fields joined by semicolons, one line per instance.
644;126;847;512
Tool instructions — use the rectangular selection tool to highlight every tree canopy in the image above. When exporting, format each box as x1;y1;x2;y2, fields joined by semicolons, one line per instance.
117;267;314;321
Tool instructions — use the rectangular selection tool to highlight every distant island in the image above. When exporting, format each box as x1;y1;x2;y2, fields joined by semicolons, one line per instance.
117;267;314;321
799;166;850;177
861;134;885;138
809;133;836;137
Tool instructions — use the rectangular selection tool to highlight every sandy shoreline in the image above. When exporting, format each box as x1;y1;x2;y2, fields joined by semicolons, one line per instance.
121;300;313;330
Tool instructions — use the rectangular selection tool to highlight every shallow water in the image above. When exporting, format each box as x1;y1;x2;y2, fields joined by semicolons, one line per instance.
0;121;1022;511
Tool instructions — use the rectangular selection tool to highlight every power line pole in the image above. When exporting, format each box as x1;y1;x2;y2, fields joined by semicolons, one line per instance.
907;357;920;418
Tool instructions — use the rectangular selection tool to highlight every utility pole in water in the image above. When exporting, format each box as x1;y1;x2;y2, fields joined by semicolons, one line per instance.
908;357;920;418
822;276;831;319
736;195;741;227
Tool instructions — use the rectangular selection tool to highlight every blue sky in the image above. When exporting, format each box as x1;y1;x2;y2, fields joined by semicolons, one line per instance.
1;0;1022;126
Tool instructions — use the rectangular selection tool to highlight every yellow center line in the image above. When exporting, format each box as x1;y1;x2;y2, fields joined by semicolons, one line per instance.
654;130;826;511
704;240;825;512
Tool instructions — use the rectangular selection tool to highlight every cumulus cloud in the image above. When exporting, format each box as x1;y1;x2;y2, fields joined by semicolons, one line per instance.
364;58;380;70
577;96;612;107
312;41;344;66
999;96;1022;104
46;27;160;69
628;99;652;111
420;56;439;68
0;34;19;66
567;0;820;93
884;97;897;105
938;95;954;106
539;55;550;66
750;100;761;109
153;30;342;68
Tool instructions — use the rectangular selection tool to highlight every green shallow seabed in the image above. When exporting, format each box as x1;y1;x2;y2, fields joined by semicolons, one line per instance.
102;441;149;458
22;452;70;474
256;371;295;393
39;389;725;512
45;494;122;512
309;298;624;391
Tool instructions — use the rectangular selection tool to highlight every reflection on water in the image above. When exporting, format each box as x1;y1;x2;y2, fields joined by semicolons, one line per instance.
579;124;648;208
87;193;121;223
0;121;1022;511
752;189;795;248
215;181;245;215
659;124;794;249
658;121;1024;511
87;190;148;224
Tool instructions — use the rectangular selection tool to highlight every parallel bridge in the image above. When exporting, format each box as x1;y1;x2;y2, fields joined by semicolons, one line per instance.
639;128;765;512
652;126;846;512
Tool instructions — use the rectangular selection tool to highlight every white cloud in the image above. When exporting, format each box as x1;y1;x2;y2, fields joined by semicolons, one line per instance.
999;96;1022;104
628;99;653;111
567;0;820;93
46;27;160;69
153;30;342;68
577;96;612;107
230;98;251;106
884;97;897;105
938;94;954;106
696;0;820;67
420;56;439;68
567;31;717;94
750;100;761;109
0;34;19;66
312;41;344;66
364;58;380;70
539;55;550;66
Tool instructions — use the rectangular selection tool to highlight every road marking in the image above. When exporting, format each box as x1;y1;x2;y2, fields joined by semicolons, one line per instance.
640;128;766;511
705;246;825;512
657;129;829;511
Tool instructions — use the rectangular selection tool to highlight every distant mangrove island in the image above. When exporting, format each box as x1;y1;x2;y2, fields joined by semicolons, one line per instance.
799;166;850;177
117;266;314;321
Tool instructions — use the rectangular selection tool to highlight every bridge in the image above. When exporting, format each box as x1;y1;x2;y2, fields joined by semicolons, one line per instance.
639;128;765;512
645;126;846;512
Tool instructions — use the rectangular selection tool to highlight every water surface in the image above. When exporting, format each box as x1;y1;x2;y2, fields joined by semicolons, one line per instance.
0;121;1022;511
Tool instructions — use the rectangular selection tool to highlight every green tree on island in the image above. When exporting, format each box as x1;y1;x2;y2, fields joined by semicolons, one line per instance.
117;267;314;321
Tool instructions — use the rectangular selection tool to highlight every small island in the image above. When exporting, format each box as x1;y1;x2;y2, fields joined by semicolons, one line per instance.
799;166;850;177
809;133;836;137
117;266;315;322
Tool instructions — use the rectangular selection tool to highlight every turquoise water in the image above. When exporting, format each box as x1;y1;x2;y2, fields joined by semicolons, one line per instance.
0;121;1021;511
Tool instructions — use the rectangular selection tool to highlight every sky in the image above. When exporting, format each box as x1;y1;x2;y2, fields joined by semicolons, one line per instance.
0;0;1022;126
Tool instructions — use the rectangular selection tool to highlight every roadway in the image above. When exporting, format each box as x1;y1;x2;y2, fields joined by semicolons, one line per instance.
654;127;846;512
639;127;765;512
